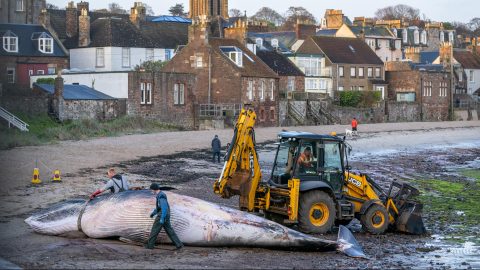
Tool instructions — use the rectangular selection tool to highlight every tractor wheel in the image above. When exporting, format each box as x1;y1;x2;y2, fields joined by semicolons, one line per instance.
298;190;336;234
360;204;389;234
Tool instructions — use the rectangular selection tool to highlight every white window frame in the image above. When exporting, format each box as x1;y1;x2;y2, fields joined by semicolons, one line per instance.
469;70;474;82
297;57;320;76
439;82;448;97
270;81;275;101
122;48;130;68
146;82;152;104
338;86;344;91
338;66;344;77
305;78;319;90
228;51;243;67
37;70;45;75
414;30;419;45
39;37;53;54
287;76;295;92
319;80;327;90
403;29;408;43
3;35;18;53
174;83;185;105
247;80;254;101
16;0;24;11
48;67;56;74
271;39;279;48
140;82;146;104
423;81;432;97
421;31;427;45
165;50;171;60
448;32;454;43
440;31;445;42
7;67;15;83
146;48;154;61
196;56;203;68
358;67;364;77
367;67;373;78
375;67;381;78
350;67;356;77
255;38;263;47
259;81;265;101
96;48;105;67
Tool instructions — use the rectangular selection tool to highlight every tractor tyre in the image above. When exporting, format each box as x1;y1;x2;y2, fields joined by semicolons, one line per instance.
360;204;389;234
298;190;336;234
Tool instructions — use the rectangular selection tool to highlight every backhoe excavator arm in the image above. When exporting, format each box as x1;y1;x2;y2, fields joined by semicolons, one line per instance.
213;107;263;211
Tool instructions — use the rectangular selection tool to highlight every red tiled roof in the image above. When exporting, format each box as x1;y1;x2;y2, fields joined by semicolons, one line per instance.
454;51;480;69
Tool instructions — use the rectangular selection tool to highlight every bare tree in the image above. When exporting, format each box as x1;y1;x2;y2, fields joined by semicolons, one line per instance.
374;4;420;21
169;3;187;17
46;3;59;9
229;8;243;18
251;7;285;26
450;21;472;35
468;18;480;35
108;2;127;14
143;3;155;16
282;6;316;30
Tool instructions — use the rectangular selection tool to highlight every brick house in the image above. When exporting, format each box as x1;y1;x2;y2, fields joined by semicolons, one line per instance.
386;62;451;121
128;17;280;128
292;36;386;99
0;23;68;90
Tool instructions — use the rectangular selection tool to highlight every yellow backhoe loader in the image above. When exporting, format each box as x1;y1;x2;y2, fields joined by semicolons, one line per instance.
213;107;425;234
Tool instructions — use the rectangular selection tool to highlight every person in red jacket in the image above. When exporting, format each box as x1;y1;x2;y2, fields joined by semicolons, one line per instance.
351;118;358;136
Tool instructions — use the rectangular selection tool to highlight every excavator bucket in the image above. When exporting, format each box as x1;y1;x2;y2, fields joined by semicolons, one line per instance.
395;201;426;234
388;182;427;235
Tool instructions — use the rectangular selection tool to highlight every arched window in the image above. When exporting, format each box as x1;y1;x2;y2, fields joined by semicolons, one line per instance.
271;39;279;48
255;38;263;47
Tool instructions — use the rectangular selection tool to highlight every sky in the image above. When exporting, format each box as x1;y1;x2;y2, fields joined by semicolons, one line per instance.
47;0;478;24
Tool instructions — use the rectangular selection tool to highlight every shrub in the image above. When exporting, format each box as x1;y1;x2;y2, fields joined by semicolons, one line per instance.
36;78;55;85
338;90;382;107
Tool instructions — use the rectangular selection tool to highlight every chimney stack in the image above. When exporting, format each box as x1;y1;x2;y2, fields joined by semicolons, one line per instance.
65;1;78;38
54;72;64;98
130;2;146;27
78;8;90;47
38;9;51;29
77;1;89;13
295;19;317;40
405;47;421;63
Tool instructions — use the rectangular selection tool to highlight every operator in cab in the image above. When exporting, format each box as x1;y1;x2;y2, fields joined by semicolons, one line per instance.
297;146;313;173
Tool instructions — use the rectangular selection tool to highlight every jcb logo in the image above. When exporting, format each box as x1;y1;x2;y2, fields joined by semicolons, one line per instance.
348;177;362;188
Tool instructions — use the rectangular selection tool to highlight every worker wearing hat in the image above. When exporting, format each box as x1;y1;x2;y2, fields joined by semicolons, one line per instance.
145;183;184;250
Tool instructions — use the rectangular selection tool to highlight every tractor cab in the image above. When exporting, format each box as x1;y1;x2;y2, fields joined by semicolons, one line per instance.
269;132;347;196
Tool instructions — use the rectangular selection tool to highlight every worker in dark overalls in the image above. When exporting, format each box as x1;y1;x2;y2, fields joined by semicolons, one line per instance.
145;183;184;250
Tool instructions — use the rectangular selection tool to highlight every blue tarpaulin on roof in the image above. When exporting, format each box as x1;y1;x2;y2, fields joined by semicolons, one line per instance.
149;16;192;24
35;83;115;100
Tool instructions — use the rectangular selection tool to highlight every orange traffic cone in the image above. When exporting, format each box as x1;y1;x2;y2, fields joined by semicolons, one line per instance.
32;168;42;184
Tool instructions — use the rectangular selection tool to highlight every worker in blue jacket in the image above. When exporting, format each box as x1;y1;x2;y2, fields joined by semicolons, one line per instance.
145;183;184;250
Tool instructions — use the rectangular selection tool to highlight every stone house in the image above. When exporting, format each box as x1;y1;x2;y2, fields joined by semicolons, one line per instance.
128;17;279;129
291;36;386;99
38;1;189;72
386;62;451;121
33;75;119;121
0;0;45;24
0;23;68;90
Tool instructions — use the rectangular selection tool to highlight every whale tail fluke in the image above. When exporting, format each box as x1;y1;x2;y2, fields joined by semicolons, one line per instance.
337;225;366;258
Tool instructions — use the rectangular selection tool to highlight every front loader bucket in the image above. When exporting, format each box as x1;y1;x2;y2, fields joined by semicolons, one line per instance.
395;201;426;235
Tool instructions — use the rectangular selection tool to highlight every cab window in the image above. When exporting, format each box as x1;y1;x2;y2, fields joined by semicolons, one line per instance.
296;142;317;175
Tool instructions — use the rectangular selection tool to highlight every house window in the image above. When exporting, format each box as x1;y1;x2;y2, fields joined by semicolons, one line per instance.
375;67;381;78
358;67;364;77
247;80;254;100
122;48;130;67
338;86;344;91
358;86;364;91
270;81;275;101
297;57;320;76
37;70;45;75
448;32;454;43
395;40;401;49
3;33;18;53
470;70;474;82
48;67;56;74
146;83;152;104
385;40;389;48
338;66;344;77
421;31;427;45
397;92;416;102
16;0;24;11
440;31;445;42
305;78;318;90
367;67;373;78
439;82;448;97
7;68;15;83
350;67;356;77
174;83;185;105
423;81;432;96
319;80;327;90
165;50;171;60
403;29;408;43
259;81;265;101
96;48;105;67
196;56;203;68
271;39;278;48
255;38;263;47
39;37;53;53
287;76;295;92
140;83;146;104
414;29;419;44
146;49;154;61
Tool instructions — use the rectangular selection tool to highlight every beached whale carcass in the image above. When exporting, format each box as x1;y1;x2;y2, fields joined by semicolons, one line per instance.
25;190;365;257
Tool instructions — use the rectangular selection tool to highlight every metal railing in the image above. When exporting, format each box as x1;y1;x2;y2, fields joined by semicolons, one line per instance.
199;103;243;118
0;106;29;131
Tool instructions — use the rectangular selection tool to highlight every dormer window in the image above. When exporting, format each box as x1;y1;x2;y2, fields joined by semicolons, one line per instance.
3;31;18;53
32;32;54;54
414;29;419;44
271;39;279;48
440;31;445;42
448;32;454;43
392;28;397;37
421;31;427;45
402;29;408;43
255;38;263;48
220;46;244;67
